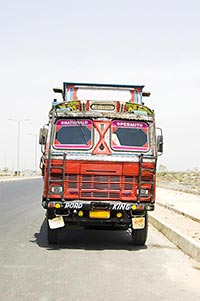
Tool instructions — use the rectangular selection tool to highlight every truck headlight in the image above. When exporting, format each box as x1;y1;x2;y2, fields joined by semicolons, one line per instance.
51;186;63;193
137;188;149;197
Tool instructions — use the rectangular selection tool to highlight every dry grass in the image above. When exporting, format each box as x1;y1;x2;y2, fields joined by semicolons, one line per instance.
157;171;200;194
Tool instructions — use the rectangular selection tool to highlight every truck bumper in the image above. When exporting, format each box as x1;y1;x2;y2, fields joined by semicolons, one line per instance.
45;199;153;230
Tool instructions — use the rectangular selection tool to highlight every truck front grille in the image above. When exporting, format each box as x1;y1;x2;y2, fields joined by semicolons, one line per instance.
65;174;135;200
81;175;120;199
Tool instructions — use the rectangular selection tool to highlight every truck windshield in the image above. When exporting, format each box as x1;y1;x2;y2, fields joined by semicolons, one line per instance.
111;120;149;151
54;119;92;149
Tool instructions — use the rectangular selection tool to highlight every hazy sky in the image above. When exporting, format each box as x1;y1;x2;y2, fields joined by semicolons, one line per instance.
0;0;200;171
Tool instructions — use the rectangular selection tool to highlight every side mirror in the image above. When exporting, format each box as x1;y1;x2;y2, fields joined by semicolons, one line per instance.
156;128;163;155
39;127;48;145
53;88;63;94
142;91;151;97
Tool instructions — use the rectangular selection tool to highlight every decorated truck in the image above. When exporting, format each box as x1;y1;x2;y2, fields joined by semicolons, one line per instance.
39;82;163;244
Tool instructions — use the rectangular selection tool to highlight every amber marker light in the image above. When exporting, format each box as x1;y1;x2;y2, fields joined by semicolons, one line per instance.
132;205;137;210
78;211;84;217
116;212;122;218
138;205;144;211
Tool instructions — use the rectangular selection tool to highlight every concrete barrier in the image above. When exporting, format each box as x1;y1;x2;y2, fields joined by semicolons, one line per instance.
149;213;200;262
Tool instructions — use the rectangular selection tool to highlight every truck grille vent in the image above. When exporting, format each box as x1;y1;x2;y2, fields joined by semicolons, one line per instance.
65;174;136;200
80;175;120;199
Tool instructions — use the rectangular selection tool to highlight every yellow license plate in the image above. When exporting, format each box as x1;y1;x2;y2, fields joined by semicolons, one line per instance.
89;210;110;219
132;216;145;229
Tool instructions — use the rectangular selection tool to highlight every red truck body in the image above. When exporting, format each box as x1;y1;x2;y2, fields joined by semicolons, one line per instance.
39;82;163;244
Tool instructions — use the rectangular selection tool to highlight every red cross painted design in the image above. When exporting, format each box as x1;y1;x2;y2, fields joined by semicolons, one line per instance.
92;121;112;155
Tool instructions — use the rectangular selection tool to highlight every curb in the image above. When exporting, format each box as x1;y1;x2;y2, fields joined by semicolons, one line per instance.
0;176;42;183
149;213;200;262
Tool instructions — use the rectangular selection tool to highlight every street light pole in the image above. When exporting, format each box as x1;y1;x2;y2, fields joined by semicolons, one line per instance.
17;120;20;176
9;118;29;176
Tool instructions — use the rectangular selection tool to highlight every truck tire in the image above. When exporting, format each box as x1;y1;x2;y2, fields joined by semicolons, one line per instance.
47;220;60;244
131;212;148;246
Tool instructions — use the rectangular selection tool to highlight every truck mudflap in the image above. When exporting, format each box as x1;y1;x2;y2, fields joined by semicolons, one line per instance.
46;200;152;230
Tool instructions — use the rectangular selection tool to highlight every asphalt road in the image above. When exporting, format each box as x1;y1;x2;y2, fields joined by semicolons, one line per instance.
0;179;199;301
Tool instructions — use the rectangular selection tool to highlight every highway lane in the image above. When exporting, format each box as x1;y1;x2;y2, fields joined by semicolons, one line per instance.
0;179;199;301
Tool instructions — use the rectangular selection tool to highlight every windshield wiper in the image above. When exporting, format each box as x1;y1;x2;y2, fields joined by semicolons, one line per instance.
75;119;89;145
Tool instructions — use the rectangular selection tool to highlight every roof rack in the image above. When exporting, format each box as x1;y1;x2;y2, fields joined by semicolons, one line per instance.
53;82;150;105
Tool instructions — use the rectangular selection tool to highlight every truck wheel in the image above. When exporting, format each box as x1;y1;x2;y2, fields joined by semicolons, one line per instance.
131;212;148;246
47;220;60;244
